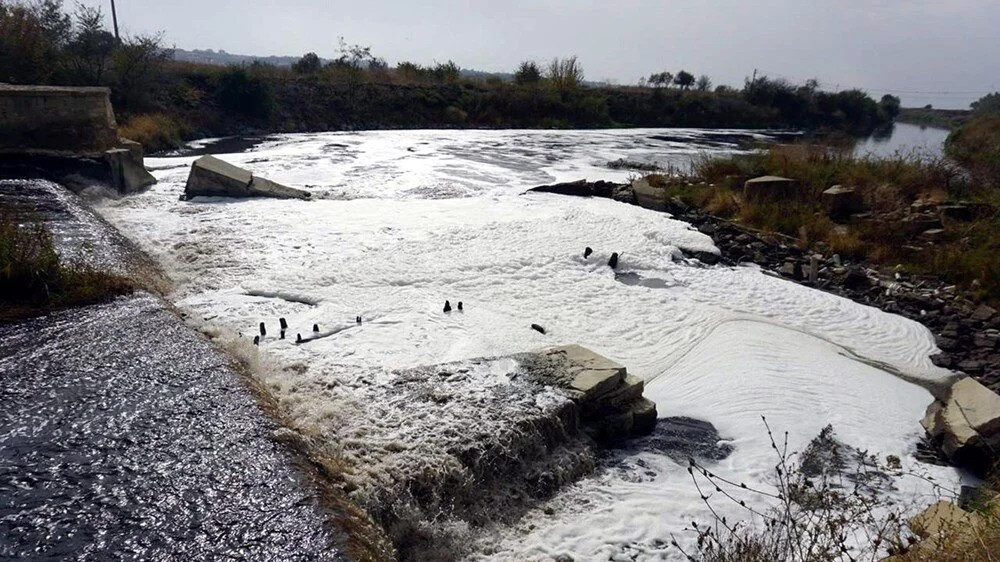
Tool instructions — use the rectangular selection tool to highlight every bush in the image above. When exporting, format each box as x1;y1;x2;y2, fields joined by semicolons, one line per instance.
946;114;1000;187
118;113;190;153
0;207;133;320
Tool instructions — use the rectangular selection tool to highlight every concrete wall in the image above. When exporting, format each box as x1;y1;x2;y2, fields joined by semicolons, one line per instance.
0;84;119;152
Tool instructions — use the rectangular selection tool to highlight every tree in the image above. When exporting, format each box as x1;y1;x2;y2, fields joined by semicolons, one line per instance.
65;4;116;84
546;56;584;90
514;60;541;85
673;70;695;90
879;94;901;119
292;52;321;74
109;33;171;111
970;92;1000;114
648;71;672;88
431;60;459;83
695;74;712;91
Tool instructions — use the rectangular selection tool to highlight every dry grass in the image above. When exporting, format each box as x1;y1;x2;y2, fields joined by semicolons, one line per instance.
663;143;1000;304
118;113;191;153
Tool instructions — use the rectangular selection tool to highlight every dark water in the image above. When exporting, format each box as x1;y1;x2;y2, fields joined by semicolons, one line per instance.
853;122;950;159
0;179;348;561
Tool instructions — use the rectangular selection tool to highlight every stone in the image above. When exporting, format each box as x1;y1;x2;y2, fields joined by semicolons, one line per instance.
780;260;802;280
971;304;997;323
939;204;973;222
630;176;670;211
688;250;719;265
821;185;863;218
909;500;985;547
922;377;1000;476
183;155;310;200
919;228;946;243
900;214;942;236
544;345;626;401
631;398;658;435
743;175;797;203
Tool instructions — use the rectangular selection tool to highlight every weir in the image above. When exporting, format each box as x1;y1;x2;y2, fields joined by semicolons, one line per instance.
0;84;156;194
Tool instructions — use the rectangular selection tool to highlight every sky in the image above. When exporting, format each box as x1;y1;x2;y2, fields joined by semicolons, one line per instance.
80;0;999;109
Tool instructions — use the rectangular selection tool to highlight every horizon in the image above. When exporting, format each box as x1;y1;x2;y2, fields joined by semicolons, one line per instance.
75;0;999;110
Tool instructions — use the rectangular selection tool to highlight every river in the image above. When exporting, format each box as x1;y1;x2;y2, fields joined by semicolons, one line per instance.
88;128;963;561
853;121;951;159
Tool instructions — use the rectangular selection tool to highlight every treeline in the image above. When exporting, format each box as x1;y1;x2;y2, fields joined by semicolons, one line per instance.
1;0;901;151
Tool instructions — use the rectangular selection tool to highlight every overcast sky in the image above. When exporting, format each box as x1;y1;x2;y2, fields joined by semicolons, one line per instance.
80;0;999;109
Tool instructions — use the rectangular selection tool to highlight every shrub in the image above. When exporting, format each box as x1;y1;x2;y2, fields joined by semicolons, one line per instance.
0;207;133;320
946;114;1000;187
118;113;189;153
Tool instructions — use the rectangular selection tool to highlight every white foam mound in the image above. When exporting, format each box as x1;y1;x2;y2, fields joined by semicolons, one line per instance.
94;128;962;560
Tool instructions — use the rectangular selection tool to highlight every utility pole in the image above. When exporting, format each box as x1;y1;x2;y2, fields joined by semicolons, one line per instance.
750;68;758;89
110;0;120;43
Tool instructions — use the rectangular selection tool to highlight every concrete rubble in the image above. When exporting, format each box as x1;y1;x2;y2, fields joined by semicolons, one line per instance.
183;155;311;200
534;344;658;441
743;175;797;203
922;376;1000;476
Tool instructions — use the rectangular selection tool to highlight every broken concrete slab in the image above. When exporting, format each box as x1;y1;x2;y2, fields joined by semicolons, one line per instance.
183;155;310;200
543;344;626;401
821;185;864;219
105;147;155;193
921;377;1000;476
743;175;797;203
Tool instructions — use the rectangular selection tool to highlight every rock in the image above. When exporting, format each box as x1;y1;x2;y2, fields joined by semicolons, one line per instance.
958;359;984;373
971;304;997;323
842;267;870;290
529;179;629;202
900;213;942;236
780;260;802;280
743;175;797;204
183;155;310;200
936;336;958;351
906;500;985;553
544;345;626;401
821;185;863;219
919;228;946;243
931;353;955;368
630;176;670;212
921;377;1000;476
690;250;720;265
630;398;658;435
974;333;999;349
939;204;973;222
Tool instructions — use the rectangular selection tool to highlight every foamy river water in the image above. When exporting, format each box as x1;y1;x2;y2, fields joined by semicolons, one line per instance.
89;128;963;561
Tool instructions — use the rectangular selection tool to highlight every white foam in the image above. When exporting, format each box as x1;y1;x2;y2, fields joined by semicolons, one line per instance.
94;128;962;560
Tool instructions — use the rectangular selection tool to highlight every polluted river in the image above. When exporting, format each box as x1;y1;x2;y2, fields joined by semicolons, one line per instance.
4;129;965;561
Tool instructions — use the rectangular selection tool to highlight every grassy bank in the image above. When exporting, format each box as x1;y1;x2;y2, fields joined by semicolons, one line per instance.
650;142;1000;304
898;107;971;130
0;207;134;321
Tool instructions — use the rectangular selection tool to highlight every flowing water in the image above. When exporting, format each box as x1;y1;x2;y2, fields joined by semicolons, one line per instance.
14;128;969;561
0;180;348;561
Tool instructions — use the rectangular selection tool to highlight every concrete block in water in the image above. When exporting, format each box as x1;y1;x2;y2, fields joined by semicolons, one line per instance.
184;155;310;200
544;344;626;401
